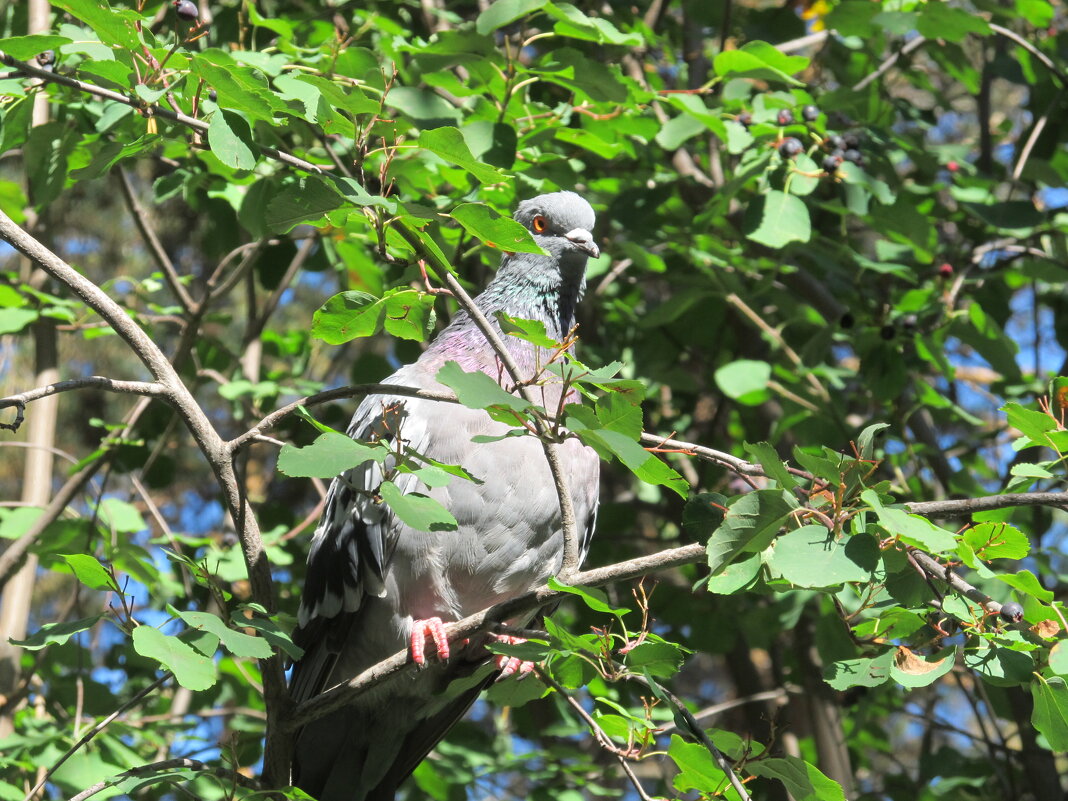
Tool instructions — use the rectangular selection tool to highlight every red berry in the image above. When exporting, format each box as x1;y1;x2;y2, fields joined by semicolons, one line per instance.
947;161;959;172
938;263;953;278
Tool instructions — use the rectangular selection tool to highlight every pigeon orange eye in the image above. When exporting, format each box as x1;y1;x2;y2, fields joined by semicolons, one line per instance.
532;215;547;233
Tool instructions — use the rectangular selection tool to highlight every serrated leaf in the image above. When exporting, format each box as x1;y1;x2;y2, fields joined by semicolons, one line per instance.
264;176;345;233
0;34;73;59
132;626;217;691
996;569;1054;602
862;489;957;552
476;0;548;34
379;480;457;531
451;203;545;254
668;735;727;794
708;490;797;574
236;610;303;660
824;652;893;690
768;527;878;587
276;432;384;479
890;645;956;688
743;441;797;489
496;313;558;347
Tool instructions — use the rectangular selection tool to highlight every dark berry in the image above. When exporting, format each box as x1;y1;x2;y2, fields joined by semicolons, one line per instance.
779;137;803;158
879;324;896;340
900;314;918;333
946;160;959;172
843;133;860;149
208;88;217;102
776;109;795;125
938;263;953;278
35;50;55;67
843;148;864;165
174;0;198;21
827;134;845;150
839;312;855;329
822;154;842;173
802;104;820;122
999;601;1024;623
737;111;752;128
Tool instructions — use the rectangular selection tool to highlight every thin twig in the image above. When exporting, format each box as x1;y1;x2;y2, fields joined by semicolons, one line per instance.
534;666;641;759
25;673;173;801
852;35;927;92
227;383;460;452
64;756;262;801
0;52;324;175
116;167;196;314
988;23;1068;86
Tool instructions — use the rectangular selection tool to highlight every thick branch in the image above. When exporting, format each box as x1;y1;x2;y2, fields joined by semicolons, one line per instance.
0;377;163;425
284;542;706;730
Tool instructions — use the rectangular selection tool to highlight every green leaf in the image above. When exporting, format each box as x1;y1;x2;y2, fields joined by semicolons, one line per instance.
713;47;804;86
996;569;1054;602
655;113;707;150
476;0;548;34
61;553;118;592
450;202;545;254
496;313;558;348
743;441;797;489
547;576;629;616
379;480;457;531
862;489;957;552
748;756;846;801
53;0;141;50
436;361;531;413
708;490;798;574
963;200;1044;233
961;521;1030;562
595;393;642;439
175;609;273;659
0;307;38;335
132;626;217;691
624;640;686;678
312;289;435;344
824;651;893;690
207;110;258;170
98;498;145;534
715;359;771;405
1050;641;1068;677
1032;675;1068;751
9;615;105;650
767;527;878;588
0;34;72;59
235;608;303;660
744;190;811;248
916;2;990;42
276;432;384;479
890;645;956;688
1001;402;1058;449
191;49;288;123
419;127;504;184
668;735;727;794
264;176;345;233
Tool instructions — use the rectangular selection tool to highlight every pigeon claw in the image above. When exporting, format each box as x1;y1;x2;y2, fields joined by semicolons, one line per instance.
492;634;535;679
410;617;450;666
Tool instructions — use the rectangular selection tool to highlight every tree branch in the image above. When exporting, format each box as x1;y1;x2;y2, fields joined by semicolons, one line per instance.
283;542;706;730
0;209;292;787
0;51;325;175
64;757;262;801
905;492;1068;517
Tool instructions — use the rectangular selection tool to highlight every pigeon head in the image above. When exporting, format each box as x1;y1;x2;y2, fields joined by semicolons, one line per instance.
514;191;599;262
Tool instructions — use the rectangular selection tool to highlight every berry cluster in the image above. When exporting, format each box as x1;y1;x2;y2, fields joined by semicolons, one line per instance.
821;132;864;173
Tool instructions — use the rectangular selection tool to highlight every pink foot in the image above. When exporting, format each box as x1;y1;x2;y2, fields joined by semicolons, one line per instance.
492;634;536;678
410;617;450;666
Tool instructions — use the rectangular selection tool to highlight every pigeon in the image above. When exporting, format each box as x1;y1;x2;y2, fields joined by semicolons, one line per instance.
289;191;602;801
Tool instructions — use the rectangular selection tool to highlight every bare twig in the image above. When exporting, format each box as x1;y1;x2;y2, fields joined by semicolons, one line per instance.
0;378;164;423
852;35;927;92
989;23;1068;87
535;666;641;759
905;492;1068;517
25;673;172;801
116;167;196;314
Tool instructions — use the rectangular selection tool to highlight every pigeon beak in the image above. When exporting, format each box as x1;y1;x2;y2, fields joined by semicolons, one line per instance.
564;228;599;259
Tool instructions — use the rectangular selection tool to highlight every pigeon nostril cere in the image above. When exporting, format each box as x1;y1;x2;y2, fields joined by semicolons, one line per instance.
565;229;599;258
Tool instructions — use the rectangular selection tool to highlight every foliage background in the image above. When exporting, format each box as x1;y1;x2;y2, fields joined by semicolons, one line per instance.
1;0;1067;799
